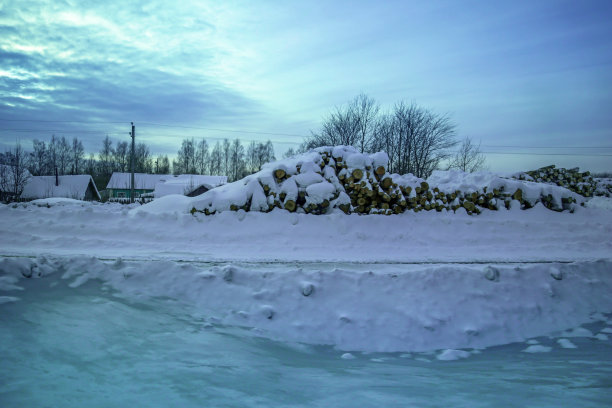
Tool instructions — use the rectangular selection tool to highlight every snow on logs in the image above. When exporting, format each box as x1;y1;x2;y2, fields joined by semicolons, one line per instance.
191;146;584;216
511;165;609;198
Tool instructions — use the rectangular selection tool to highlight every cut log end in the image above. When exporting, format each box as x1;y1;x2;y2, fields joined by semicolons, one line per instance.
352;168;364;180
274;169;286;180
284;200;296;212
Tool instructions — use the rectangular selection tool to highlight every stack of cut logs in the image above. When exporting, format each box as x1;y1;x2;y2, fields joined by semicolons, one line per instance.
513;165;598;197
195;147;584;216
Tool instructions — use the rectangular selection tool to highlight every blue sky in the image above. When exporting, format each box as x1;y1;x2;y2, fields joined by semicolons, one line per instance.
1;0;611;171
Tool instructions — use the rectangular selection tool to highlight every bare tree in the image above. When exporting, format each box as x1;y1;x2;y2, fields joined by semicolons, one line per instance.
195;139;209;175
0;142;31;201
246;141;258;174
304;105;359;151
305;95;457;178
85;153;96;176
209;142;223;176
304;94;379;153
30;139;47;176
222;139;231;176
155;155;170;174
372;102;457;178
99;135;114;176
71;137;84;174
352;93;380;153
283;147;296;159
176;138;196;174
48;134;58;174
113;141;129;172
134;142;152;173
228;138;245;181
448;137;486;172
57;136;71;175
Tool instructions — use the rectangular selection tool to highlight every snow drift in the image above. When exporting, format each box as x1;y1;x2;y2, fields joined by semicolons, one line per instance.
1;256;611;352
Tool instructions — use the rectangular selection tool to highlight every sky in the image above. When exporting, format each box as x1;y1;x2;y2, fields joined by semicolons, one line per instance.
1;0;611;172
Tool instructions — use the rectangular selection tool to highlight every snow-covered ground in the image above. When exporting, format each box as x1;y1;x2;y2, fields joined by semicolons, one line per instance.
0;197;611;263
1;196;611;353
1;193;611;406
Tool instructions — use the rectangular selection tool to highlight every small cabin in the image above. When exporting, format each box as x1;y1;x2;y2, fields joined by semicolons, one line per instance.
21;175;101;201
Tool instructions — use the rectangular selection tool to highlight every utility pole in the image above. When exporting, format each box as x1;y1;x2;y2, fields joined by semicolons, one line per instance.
130;122;135;203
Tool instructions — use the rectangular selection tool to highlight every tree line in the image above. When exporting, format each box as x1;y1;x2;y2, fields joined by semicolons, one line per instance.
1;94;485;199
297;94;485;178
0;134;277;188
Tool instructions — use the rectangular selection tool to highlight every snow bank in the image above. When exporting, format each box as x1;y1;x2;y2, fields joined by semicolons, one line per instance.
28;197;88;207
1;199;611;263
1;256;611;353
129;194;195;215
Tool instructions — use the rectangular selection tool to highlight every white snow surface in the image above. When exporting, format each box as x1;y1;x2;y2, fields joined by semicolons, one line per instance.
1;185;611;353
1;255;611;353
153;175;227;198
1;198;611;263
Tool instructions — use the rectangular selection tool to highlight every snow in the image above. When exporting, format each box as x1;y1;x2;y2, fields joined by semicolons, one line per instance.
1;253;611;352
586;196;612;210
1;197;611;263
21;175;100;201
107;172;169;190
1;150;612;354
107;173;226;197
153;175;227;198
129;194;194;215
29;197;88;206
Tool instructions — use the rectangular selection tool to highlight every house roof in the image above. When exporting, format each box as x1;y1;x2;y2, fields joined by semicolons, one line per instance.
21;175;100;200
153;174;228;198
106;172;170;190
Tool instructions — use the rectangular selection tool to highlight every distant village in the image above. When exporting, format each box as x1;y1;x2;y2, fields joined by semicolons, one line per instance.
0;134;276;203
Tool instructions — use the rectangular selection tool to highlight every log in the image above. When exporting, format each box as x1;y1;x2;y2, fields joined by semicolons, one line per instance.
284;200;296;212
375;166;386;176
274;169;286;179
352;168;364;180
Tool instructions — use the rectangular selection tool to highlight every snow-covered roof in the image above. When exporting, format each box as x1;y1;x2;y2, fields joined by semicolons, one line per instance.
154;175;228;198
106;173;170;190
21;175;100;201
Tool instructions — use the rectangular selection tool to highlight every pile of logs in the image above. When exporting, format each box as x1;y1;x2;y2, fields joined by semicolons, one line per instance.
513;165;598;197
193;147;585;216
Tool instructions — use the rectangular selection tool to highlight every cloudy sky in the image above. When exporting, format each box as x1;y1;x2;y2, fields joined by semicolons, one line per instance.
1;0;611;171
